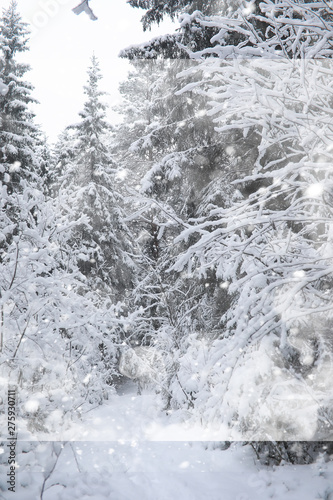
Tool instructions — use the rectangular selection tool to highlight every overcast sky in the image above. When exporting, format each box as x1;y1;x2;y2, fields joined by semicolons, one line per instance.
10;0;175;143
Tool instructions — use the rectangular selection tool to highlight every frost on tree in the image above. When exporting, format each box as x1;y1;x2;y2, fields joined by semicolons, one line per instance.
55;55;136;303
170;2;333;441
0;185;126;435
113;55;232;349
124;0;333;444
0;6;128;437
0;1;41;194
118;346;165;394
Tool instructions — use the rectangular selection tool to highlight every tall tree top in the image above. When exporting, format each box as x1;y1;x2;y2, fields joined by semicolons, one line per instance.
83;53;105;103
0;0;41;190
73;54;110;144
0;1;29;63
63;54;112;185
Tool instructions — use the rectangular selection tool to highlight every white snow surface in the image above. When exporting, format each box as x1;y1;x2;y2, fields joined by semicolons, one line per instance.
1;381;333;499
5;440;333;500
11;381;241;442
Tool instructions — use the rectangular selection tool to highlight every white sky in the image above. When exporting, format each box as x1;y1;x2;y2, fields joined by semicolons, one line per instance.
8;0;176;143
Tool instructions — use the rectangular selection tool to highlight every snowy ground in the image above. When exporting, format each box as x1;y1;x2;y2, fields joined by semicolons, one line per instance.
6;440;333;500
1;381;333;499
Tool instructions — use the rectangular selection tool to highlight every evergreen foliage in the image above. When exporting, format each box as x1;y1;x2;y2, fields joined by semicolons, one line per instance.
0;0;41;194
127;0;242;30
56;55;135;301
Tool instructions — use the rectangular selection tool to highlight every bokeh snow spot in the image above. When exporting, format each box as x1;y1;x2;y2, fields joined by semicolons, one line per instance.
25;399;40;412
9;161;21;172
306;183;323;198
293;270;305;278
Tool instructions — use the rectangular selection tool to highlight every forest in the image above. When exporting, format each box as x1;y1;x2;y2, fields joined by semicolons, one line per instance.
1;0;333;498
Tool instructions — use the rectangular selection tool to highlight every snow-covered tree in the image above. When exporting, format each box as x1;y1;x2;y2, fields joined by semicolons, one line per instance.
111;57;235;410
51;129;77;196
0;26;134;436
0;1;46;302
56;55;135;301
0;180;129;435
0;1;41;194
113;1;333;461
165;1;333;442
111;59;167;192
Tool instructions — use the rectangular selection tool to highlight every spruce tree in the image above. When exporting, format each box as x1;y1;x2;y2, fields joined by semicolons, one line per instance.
0;0;41;194
57;55;135;302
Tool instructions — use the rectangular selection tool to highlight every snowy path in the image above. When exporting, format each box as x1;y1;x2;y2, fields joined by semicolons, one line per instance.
61;381;164;441
2;381;333;499
47;381;240;442
29;380;231;442
8;439;333;500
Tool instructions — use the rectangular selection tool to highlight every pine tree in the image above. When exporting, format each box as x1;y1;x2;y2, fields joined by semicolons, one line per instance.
50;129;77;197
0;0;45;281
0;46;132;429
0;1;41;194
57;55;135;302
